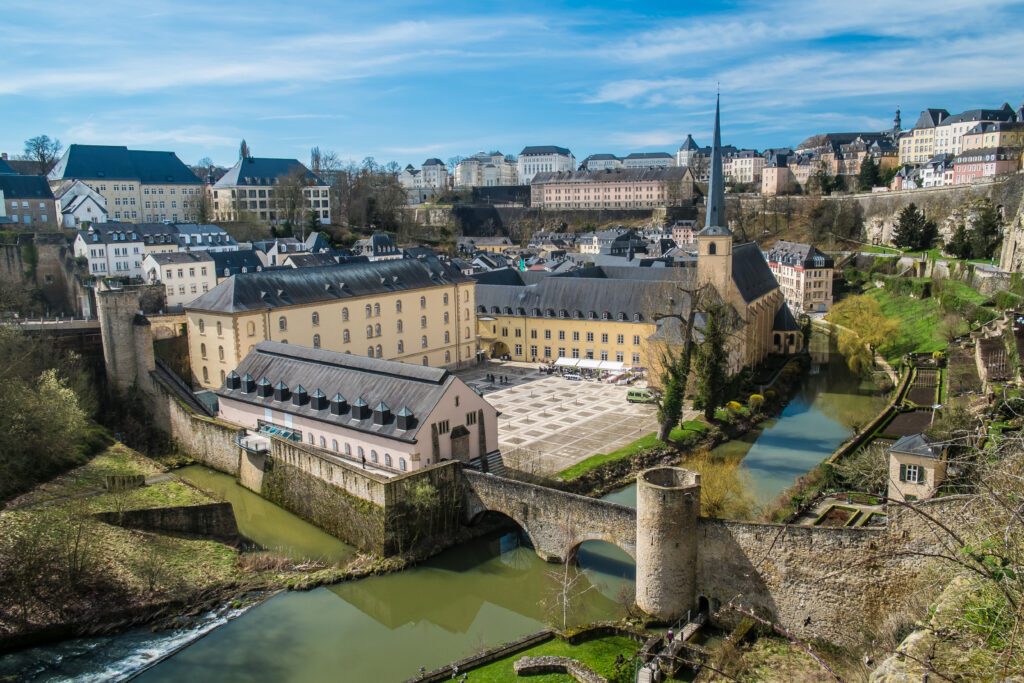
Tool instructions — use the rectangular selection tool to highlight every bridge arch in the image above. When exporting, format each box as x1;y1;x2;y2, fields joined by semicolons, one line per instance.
465;508;544;554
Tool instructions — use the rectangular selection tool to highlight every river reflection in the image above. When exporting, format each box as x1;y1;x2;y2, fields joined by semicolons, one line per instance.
135;530;631;683
605;338;886;508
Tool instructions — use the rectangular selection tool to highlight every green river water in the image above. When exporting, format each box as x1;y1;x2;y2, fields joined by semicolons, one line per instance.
0;338;881;682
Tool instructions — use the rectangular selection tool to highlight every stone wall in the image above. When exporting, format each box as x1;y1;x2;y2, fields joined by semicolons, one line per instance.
0;234;83;315
462;470;637;562
94;502;239;544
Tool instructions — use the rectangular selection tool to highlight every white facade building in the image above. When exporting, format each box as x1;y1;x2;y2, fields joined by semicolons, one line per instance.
517;146;575;184
143;252;217;308
420;158;449;189
53;179;108;228
454;152;518;187
73;223;145;279
621;152;675;169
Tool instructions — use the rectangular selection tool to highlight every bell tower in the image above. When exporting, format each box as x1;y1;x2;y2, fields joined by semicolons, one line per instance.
696;94;733;297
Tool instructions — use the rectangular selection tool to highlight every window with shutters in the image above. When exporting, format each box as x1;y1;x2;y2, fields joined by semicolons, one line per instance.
900;463;924;484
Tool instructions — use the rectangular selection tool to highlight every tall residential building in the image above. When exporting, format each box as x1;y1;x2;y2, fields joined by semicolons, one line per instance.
722;150;764;184
517;146;575;184
454;152;517;187
765;241;834;314
933;104;1016;156
48;144;202;223
184;257;478;389
898;109;950;164
530;167;695;209
962;120;1024;152
211;157;330;224
73;223;145;278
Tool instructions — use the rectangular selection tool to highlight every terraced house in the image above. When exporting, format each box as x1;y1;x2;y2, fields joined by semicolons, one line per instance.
48;144;203;222
185;257;477;389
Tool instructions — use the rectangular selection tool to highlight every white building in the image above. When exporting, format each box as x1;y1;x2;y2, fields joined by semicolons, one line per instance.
420;158;449;189
676;135;702;168
580;154;622;171
765;241;834;314
621;152;675;169
722;150;764;184
398;165;422;189
53;179;108;228
73;223;145;279
933;104;1016;157
517;146;575;184
143;252;217;308
211;157;330;224
454;152;518;187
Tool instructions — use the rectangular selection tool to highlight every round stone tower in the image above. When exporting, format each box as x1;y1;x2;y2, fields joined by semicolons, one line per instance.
635;466;701;621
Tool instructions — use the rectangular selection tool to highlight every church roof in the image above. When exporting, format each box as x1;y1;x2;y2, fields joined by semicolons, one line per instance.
731;243;778;304
773;303;801;331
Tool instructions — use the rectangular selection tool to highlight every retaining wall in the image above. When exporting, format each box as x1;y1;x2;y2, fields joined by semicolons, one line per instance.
95;502;239;544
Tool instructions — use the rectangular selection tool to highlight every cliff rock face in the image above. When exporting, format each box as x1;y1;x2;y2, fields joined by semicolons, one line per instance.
1000;182;1024;272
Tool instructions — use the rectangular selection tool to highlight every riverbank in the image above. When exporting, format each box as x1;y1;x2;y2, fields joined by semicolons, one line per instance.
0;444;411;656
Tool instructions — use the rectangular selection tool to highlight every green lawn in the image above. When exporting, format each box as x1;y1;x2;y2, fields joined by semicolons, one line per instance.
940;280;989;306
557;422;708;481
865;289;960;362
467;635;639;683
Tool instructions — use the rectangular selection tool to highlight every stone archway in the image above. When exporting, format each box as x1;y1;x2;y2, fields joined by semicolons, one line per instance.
490;341;510;358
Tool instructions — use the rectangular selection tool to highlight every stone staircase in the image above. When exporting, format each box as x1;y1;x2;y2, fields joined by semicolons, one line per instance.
467;451;508;477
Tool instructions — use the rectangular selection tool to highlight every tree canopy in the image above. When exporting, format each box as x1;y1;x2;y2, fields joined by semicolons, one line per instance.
891;203;938;251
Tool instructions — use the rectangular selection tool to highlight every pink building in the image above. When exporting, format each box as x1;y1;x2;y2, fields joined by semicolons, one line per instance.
218;341;499;473
952;147;1021;185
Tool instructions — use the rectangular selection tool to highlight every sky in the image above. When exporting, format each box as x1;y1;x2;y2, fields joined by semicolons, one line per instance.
3;0;1024;169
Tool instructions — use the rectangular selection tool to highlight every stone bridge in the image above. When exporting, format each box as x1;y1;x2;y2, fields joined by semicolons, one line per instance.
462;469;638;562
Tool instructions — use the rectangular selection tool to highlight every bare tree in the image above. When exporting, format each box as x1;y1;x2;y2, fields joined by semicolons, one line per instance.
21;135;63;174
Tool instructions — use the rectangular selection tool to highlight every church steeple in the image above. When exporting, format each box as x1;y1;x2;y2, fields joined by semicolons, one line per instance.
698;93;730;236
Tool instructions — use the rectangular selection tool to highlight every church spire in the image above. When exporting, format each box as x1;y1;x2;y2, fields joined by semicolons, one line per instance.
699;93;729;235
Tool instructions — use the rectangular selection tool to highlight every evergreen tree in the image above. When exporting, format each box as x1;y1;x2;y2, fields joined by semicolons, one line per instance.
857;156;881;192
891;203;936;250
946;224;971;259
971;201;1002;260
695;304;730;421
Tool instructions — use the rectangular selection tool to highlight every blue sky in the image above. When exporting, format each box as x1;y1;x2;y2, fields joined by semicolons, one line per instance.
3;0;1023;168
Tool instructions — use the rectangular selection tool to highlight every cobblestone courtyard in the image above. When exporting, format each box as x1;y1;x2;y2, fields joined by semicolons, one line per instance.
457;362;658;475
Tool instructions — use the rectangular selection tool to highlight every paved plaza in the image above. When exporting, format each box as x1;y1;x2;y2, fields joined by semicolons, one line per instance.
457;361;659;475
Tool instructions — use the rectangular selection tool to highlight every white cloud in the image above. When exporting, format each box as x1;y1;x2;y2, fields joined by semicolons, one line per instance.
65;122;236;148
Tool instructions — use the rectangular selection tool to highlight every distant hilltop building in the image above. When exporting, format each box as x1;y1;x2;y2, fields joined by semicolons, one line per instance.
517;146;575;184
899;103;1018;164
454;152;517;188
211;157;330;225
621;152;675;169
399;158;449;190
530;167;695;209
48;144;202;223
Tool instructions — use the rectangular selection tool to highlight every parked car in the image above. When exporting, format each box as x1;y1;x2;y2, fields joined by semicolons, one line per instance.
626;388;659;404
564;373;582;381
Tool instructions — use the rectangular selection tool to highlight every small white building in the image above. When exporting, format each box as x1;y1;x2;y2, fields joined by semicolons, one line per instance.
420;158;449;189
517;146;575;184
73;223;145;278
398;165;422;189
580;154;622;171
143;251;217;308
54;179;108;228
217;341;499;472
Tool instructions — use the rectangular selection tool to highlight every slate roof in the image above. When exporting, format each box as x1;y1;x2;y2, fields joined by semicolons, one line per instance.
217;341;457;443
0;175;54;200
773;304;801;331
731;242;779;304
678;135;700;151
146;252;214;266
210;250;263;276
286;253;339;268
532;167;692;184
584;153;620;161
49;144;200;184
422;158;445;166
0;158;16;175
765;241;835;269
624;152;673;160
889;433;942;460
912;109;949;129
520;146;572;156
187;256;466;313
76;223;142;244
475;274;675;322
214;157;325;187
941;104;1015;126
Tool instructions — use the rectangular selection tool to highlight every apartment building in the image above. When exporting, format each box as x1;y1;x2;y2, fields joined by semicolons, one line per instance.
217;341;498;472
765;241;834;314
48;144;202;223
952;147;1022;185
185;257;477;389
211;157;330;224
142;251;217;308
933;104;1016;156
722;150;764;184
0;174;57;229
621;152;675;169
899;109;950;164
517;146;575;184
577;228;643;255
530;167;695;209
73;223;145;278
670;220;697;245
962;121;1024;152
420;158;448;189
454;152;517;187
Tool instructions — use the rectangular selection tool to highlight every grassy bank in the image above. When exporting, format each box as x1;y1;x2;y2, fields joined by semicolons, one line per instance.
865;288;957;362
557;421;708;482
468;634;640;683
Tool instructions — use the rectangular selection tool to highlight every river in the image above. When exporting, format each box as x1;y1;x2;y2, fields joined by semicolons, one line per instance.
603;336;886;508
2;339;877;681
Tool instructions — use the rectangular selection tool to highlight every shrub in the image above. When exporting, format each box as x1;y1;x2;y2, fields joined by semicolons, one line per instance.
726;400;743;411
748;394;765;413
